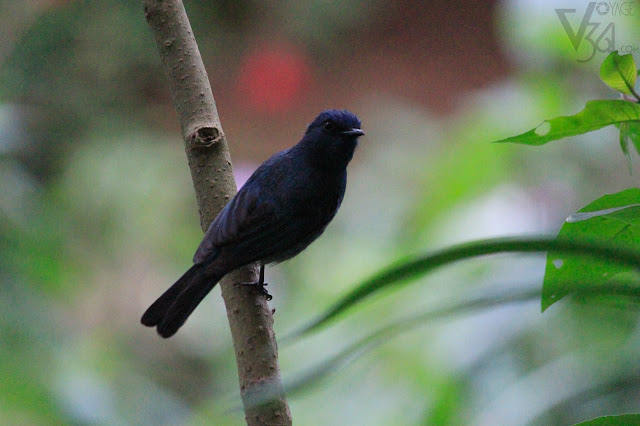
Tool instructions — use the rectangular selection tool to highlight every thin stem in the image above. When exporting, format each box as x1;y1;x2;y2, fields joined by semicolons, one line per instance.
289;236;640;338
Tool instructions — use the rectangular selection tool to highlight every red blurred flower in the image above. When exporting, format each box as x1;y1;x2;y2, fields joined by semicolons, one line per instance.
236;42;311;114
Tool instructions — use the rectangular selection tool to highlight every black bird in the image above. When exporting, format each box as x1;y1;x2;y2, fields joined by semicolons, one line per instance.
141;110;364;337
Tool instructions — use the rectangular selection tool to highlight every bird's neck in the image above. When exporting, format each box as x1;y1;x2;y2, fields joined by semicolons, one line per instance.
296;137;357;171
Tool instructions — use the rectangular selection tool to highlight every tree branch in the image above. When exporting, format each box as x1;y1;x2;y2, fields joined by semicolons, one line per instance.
142;1;291;424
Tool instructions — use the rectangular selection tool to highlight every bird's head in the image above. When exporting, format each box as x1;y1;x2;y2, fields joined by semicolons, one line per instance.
302;109;364;168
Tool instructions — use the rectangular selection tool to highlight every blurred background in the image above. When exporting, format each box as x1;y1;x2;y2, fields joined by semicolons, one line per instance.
2;0;640;424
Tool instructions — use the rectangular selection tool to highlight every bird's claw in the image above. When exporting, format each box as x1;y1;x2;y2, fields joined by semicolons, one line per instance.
236;281;272;300
260;283;273;301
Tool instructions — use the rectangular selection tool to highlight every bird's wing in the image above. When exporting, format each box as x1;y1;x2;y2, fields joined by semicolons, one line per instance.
193;185;273;263
193;183;319;265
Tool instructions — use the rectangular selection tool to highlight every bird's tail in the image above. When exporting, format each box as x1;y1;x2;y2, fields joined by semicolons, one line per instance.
141;260;224;338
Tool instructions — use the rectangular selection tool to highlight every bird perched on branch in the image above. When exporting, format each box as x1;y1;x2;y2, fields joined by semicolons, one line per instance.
141;109;364;337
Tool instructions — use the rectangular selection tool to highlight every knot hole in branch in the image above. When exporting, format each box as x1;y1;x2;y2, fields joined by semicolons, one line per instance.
190;126;222;148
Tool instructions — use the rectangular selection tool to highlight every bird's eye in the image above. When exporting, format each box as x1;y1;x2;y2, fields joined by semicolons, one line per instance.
323;120;335;131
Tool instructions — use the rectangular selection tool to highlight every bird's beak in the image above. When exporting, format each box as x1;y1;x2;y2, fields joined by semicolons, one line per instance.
341;128;365;137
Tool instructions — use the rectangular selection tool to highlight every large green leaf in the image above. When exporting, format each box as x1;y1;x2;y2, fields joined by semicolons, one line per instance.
493;100;640;145
576;414;640;425
600;51;638;96
542;189;640;311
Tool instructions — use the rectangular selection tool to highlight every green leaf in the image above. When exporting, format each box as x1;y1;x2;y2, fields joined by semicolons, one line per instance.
600;51;637;95
285;237;640;338
619;122;632;172
575;414;640;425
493;100;640;145
542;189;640;311
627;120;640;155
572;270;640;310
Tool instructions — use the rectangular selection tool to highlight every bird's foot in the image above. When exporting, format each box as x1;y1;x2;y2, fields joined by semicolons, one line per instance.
235;281;273;301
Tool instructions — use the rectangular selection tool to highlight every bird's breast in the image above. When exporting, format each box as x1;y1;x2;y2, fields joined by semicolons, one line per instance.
295;169;345;215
